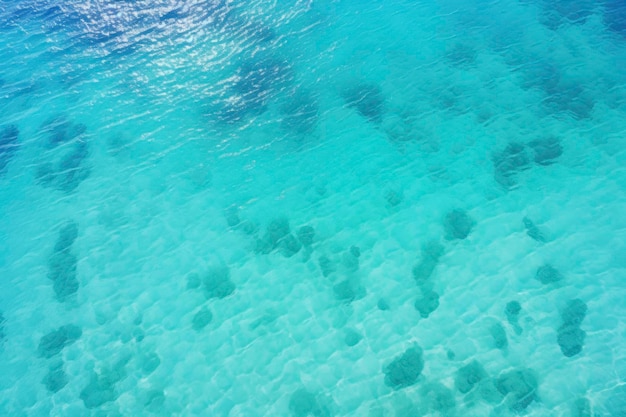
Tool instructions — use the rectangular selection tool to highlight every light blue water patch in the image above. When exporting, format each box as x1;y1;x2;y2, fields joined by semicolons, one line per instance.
1;0;626;416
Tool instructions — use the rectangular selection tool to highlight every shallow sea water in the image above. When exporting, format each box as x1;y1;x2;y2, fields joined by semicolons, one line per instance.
1;0;626;416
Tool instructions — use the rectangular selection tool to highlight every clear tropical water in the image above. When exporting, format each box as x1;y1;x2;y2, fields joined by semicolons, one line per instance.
1;0;625;416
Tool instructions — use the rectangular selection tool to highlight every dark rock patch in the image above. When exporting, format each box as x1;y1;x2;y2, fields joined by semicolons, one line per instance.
492;142;531;189
415;290;440;318
496;368;539;412
523;217;546;242
444;209;475;240
536;264;563;284
455;360;487;394
297;226;315;247
203;266;235;299
490;322;508;350
342;83;385;124
279;234;302;258
42;361;68;393
0;124;19;174
192;306;213;331
38;325;82;358
384;345;424;390
280;89;319;134
528;137;563;166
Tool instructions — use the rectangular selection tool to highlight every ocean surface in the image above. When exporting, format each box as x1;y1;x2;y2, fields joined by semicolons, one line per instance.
1;0;625;416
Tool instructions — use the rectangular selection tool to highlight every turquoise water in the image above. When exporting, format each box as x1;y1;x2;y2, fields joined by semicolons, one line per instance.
1;0;626;415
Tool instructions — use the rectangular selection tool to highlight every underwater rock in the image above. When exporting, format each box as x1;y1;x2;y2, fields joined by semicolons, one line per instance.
35;162;57;187
215;55;293;124
54;221;79;253
528;137;563;166
536;264;563;284
425;383;456;414
80;373;119;409
35;119;91;193
140;352;160;375
490;322;508;350
557;299;587;357
505;300;521;317
254;236;274;255
505;300;523;334
477;379;505;404
38;325;82;358
519;58;561;94
203;266;235;299
235;55;293;99
561;298;588;327
413;240;445;285
256;217;291;254
215;99;261;124
41;117;86;147
56;142;90;192
280;89;319;134
543;82;595;120
229;55;294;122
297;226;315;247
289;389;316;417
318;255;335;277
382;113;413;143
42;362;68;393
0;124;19;173
344;329;362;347
384;345;424;390
385;189;403;207
224;205;241;227
239;220;258;235
48;221;80;301
288;388;331;417
444;209;475;240
342;246;360;271
414;290;440;318
496;368;539;412
279;234;302;258
445;42;477;67
492;142;531;188
192;306;213;331
377;298;390;311
455;360;487;394
342;83;385;123
523;217;546;242
48;250;79;302
557;324;586;357
333;280;357;303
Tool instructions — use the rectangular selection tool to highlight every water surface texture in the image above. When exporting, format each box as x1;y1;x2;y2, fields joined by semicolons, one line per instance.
1;0;626;416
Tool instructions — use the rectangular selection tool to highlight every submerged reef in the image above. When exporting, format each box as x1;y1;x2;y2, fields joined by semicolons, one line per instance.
48;221;80;302
342;83;385;124
384;344;424;390
557;298;588;357
38;324;82;358
444;209;475;240
280;88;319;134
0;124;19;174
492;142;531;189
203;266;235;299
